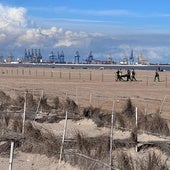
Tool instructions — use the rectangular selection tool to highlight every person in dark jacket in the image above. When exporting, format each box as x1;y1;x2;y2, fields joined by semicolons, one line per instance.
154;69;160;82
131;69;137;81
127;69;131;81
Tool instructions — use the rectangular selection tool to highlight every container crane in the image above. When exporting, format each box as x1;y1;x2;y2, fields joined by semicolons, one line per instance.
74;51;80;64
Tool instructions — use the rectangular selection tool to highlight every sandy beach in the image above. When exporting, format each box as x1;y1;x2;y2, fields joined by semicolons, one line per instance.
0;66;170;119
0;66;170;170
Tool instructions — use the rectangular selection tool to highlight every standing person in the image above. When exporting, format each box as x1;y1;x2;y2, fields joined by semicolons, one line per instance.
154;69;160;82
127;69;131;81
116;69;122;81
119;69;122;77
131;69;137;81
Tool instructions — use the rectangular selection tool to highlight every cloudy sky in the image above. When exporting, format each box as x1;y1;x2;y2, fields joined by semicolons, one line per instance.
0;0;170;63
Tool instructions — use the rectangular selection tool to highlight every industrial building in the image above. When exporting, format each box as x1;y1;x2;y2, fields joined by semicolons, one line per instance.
24;49;42;63
49;51;65;63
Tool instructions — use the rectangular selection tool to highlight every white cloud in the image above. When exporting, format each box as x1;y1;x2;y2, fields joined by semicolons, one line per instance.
67;8;131;16
0;33;6;41
18;29;42;43
0;4;169;63
0;4;92;55
0;4;27;30
54;39;74;47
31;6;131;17
147;50;160;60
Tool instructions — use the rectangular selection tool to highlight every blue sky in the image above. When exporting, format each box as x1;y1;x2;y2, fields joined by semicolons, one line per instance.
2;0;170;33
0;0;170;63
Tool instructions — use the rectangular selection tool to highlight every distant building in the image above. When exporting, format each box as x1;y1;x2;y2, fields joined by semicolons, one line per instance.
6;53;14;63
84;51;94;64
49;51;57;63
129;50;135;64
57;51;65;63
74;51;80;64
24;49;42;63
137;54;148;65
0;53;4;63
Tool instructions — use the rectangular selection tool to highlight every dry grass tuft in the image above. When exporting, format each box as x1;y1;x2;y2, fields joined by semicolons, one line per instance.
148;113;170;136
11;117;23;133
75;131;110;157
0;91;11;111
25;92;37;111
40;95;52;111
0;90;11;104
122;98;135;117
117;151;134;170
116;151;169;170
12;95;25;109
76;132;91;155
115;99;170;136
138;151;169;170
53;96;60;109
138;112;170;136
83;106;111;127
115;99;136;129
64;97;78;112
21;121;60;157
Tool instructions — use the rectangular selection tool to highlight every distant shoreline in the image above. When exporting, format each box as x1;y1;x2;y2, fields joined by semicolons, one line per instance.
0;63;169;71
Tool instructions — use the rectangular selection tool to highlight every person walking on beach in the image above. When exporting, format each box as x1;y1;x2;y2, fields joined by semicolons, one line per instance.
154;69;160;82
127;69;131;81
131;69;137;81
116;69;123;81
116;69;120;81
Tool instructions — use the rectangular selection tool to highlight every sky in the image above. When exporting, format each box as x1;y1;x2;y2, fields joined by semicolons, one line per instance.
0;0;170;63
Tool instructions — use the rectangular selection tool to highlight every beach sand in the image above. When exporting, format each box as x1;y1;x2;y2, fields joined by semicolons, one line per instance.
0;66;170;169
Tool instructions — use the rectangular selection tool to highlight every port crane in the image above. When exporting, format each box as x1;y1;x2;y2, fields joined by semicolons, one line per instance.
137;53;148;65
74;51;80;64
57;51;65;63
85;51;93;64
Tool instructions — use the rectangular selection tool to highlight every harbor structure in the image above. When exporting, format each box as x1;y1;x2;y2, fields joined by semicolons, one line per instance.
24;49;42;63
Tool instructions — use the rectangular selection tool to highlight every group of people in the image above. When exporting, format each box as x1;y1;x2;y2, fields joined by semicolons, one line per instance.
116;68;137;81
116;68;161;82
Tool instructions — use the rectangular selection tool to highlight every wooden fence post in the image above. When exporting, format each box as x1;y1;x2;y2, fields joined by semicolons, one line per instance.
102;72;104;82
89;94;92;105
65;92;68;100
22;69;24;75
90;71;92;81
135;107;138;152
146;76;148;86
29;69;31;76
110;100;114;169
76;88;78;104
165;75;167;87
69;71;71;80
79;71;81;80
9;141;14;170
58;111;68;167
35;90;44;116
22;92;26;135
51;70;53;77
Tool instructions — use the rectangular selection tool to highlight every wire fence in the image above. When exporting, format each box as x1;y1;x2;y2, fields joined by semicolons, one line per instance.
0;67;170;86
0;83;169;123
0;66;170;121
0;83;170;170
